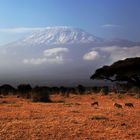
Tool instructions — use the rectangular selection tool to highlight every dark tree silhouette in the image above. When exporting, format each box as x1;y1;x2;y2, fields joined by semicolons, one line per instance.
60;86;70;97
0;84;15;95
91;57;140;88
17;84;32;98
77;85;85;94
31;86;51;102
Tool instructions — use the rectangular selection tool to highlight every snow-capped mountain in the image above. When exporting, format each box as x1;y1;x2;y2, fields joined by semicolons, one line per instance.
19;26;103;46
4;26;139;49
0;26;140;86
6;26;139;49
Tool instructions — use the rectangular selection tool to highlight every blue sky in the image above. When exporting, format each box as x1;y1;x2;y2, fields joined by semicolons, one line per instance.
0;0;140;45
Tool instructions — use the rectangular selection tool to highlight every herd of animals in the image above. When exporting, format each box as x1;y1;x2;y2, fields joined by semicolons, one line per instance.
91;101;134;108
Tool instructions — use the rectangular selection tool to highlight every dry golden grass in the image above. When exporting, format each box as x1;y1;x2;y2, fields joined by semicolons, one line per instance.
0;93;140;140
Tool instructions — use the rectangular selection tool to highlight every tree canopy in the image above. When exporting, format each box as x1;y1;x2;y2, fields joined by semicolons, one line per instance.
90;57;140;87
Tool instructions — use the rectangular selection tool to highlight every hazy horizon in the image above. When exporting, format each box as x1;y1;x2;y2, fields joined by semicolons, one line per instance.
0;0;140;86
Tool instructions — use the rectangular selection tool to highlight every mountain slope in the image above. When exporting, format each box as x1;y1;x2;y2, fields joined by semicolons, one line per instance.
18;26;103;46
0;26;140;86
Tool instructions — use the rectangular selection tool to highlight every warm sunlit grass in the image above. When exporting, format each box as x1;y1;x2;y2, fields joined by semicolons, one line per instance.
0;93;139;140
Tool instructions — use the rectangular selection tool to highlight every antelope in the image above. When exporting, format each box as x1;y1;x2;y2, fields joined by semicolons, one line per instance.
125;103;134;107
114;103;122;109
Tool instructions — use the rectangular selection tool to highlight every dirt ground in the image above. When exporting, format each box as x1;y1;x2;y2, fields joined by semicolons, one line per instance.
0;93;139;140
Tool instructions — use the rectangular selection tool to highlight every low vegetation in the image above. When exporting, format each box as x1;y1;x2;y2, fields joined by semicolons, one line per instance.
0;90;139;139
31;86;51;102
90;115;109;120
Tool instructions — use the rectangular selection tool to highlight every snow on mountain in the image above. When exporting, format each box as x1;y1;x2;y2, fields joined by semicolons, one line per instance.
20;26;103;46
0;26;140;86
4;26;138;49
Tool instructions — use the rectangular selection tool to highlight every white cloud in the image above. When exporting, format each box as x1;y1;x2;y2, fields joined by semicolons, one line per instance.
23;47;69;65
0;27;44;33
0;26;75;34
82;46;140;73
100;46;140;62
89;46;140;64
44;48;69;57
83;51;100;60
23;58;47;65
101;24;122;28
23;57;64;65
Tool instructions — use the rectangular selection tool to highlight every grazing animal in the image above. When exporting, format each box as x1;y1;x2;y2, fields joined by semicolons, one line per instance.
114;103;122;108
91;101;99;106
125;103;134;107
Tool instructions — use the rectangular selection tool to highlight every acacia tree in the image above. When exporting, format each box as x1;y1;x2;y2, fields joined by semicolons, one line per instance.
90;57;140;88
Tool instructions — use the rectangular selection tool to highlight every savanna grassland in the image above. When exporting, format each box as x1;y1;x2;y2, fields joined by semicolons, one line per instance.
0;94;140;140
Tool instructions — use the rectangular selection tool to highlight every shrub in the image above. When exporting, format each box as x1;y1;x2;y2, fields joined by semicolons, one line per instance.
31;86;51;102
128;87;140;95
77;85;85;94
92;86;100;93
115;113;124;117
100;86;109;95
60;86;68;97
134;94;140;98
17;84;32;98
0;84;15;96
90;115;109;120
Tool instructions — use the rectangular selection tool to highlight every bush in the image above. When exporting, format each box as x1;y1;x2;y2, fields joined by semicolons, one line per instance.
134;94;140;98
17;84;32;98
100;86;109;95
77;85;85;94
90;115;109;120
128;87;140;94
31;86;51;102
0;84;15;96
60;86;68;97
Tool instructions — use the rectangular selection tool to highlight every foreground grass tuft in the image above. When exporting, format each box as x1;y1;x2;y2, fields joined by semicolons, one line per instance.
90;115;109;120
